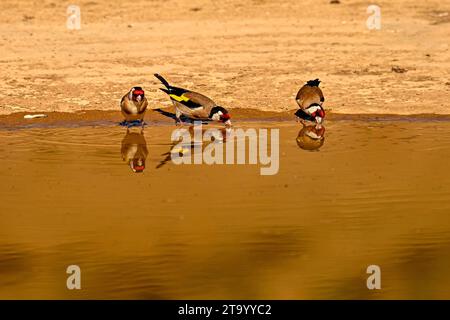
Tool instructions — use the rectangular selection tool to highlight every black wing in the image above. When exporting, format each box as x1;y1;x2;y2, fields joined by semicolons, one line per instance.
295;109;315;121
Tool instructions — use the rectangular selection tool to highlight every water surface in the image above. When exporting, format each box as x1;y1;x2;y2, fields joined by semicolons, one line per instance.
0;120;449;299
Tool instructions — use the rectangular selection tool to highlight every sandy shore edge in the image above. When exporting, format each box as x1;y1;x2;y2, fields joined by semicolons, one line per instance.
2;107;450;130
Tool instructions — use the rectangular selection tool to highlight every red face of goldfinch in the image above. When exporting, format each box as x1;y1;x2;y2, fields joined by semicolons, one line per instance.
220;112;231;125
131;87;145;102
210;106;232;127
311;107;325;124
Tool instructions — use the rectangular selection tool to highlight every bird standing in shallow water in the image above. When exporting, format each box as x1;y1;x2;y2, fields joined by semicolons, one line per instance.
154;74;232;127
295;79;326;124
120;86;148;127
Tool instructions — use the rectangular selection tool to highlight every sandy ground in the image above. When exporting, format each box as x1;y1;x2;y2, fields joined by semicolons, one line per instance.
0;0;449;116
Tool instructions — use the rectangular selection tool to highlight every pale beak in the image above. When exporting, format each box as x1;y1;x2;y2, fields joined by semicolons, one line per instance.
136;95;142;102
224;119;232;127
315;116;323;124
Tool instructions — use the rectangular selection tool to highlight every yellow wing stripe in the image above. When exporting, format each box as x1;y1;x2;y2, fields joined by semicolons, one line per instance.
169;94;190;102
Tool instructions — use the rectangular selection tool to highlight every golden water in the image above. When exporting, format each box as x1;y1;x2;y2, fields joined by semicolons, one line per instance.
0;121;449;299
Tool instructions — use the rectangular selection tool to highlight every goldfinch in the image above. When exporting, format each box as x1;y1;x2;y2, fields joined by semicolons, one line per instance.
154;74;232;126
295;79;325;124
120;86;148;126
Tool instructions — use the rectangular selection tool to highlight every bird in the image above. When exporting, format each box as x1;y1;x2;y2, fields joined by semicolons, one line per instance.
295;79;326;124
120;86;148;126
154;74;232;126
121;129;149;173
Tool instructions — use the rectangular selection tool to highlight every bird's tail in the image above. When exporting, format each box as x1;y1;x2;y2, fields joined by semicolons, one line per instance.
154;73;171;89
159;88;170;94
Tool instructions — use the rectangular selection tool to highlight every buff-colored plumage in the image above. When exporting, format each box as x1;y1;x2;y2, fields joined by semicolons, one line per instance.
154;74;231;126
296;79;324;110
120;87;148;122
171;91;217;120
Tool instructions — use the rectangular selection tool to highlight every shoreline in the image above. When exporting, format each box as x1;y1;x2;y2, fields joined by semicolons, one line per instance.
2;107;450;130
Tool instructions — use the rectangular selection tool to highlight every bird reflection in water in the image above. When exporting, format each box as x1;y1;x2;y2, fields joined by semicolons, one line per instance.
156;126;232;169
296;123;326;151
121;129;149;173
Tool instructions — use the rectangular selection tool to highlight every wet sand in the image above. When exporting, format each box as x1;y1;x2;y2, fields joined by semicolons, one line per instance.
0;0;449;116
0;108;294;129
3;108;450;131
0;120;449;299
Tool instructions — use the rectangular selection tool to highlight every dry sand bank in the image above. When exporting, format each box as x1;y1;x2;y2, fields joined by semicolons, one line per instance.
0;0;449;116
